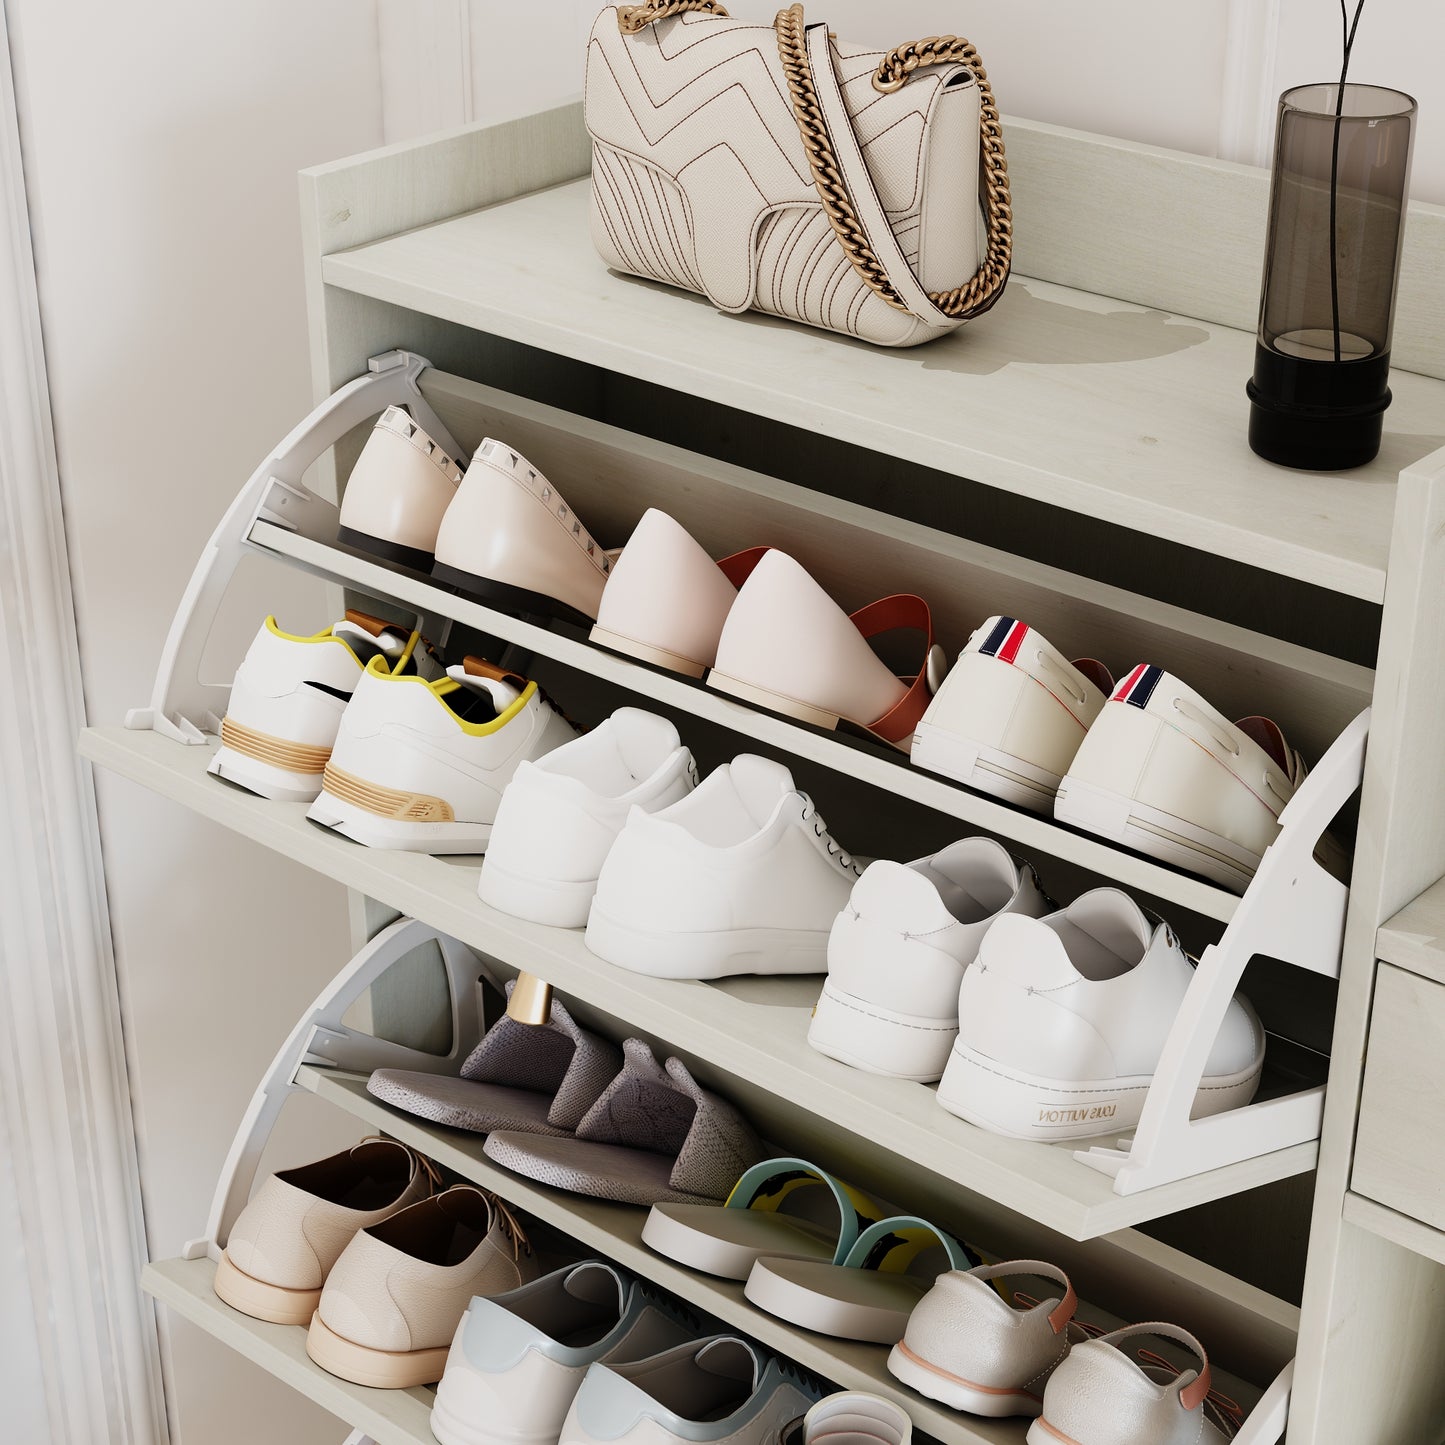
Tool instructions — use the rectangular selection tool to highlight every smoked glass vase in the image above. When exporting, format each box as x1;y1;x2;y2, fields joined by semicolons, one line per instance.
1247;83;1416;470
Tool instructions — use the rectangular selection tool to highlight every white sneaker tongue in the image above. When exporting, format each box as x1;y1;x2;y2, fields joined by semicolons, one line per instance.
1067;888;1151;955
727;754;796;827
446;664;521;711
333;618;410;661
695;1337;760;1388
935;836;1018;892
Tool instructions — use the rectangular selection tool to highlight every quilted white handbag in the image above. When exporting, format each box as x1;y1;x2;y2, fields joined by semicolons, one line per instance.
584;0;1012;348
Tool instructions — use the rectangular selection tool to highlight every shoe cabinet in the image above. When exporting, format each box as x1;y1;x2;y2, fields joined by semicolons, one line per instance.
79;103;1445;1444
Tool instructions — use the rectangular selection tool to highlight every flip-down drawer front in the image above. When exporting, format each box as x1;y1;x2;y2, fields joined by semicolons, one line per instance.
1353;963;1445;1232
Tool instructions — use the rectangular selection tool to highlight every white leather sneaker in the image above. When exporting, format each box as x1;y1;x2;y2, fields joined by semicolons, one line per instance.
431;1261;698;1445
213;1138;433;1325
937;889;1264;1140
307;654;577;852
808;839;1049;1082
586;755;861;978
307;1184;538;1389
1055;665;1311;892
336;406;465;570
889;1261;1082;1419
1029;1323;1241;1445
590;508;766;678
912;617;1113;812
478;709;698;927
432;439;615;624
708;550;940;752
209;612;416;803
560;1337;817;1445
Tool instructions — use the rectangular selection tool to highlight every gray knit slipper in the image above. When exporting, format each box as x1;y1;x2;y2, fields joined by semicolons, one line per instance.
367;983;622;1137
483;1039;764;1205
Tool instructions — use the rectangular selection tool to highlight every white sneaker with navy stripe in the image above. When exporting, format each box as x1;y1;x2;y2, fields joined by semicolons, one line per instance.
911;617;1113;813
1054;665;1310;893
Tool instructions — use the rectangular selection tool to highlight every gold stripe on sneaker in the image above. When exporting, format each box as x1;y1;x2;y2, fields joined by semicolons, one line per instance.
220;717;331;774
321;762;455;822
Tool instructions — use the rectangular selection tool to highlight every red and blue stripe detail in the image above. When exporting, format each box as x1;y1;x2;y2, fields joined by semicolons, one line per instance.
1112;663;1163;708
978;617;1029;663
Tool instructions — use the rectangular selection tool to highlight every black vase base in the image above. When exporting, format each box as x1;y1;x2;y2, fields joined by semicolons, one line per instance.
1246;342;1391;470
1247;402;1384;470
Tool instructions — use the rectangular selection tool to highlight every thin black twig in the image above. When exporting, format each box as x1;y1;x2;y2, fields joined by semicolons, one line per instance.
1329;0;1367;362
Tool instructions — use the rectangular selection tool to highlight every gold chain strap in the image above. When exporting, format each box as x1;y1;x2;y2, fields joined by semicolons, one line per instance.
777;5;1012;319
616;0;1011;321
617;0;729;34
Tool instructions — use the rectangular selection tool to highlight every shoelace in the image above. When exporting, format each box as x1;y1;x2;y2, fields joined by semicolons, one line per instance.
357;1134;446;1194
1136;1349;1244;1437
1035;648;1086;707
1012;1290;1106;1338
799;797;859;874
1174;696;1298;808
486;1190;533;1260
1171;696;1242;757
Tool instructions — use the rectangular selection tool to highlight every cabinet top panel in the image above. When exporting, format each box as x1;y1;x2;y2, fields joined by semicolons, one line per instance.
320;177;1445;604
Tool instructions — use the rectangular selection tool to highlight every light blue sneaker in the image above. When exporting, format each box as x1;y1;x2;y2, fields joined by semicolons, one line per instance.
431;1261;696;1445
560;1337;819;1445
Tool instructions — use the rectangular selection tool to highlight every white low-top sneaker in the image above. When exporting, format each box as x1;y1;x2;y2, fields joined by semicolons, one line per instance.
431;1261;698;1445
937;889;1264;1141
586;755;861;979
808;839;1049;1082
307;654;576;852
433;439;615;624
560;1337;817;1445
209;612;416;803
1055;665;1314;892
1028;1323;1241;1445
336;406;465;571
590;508;767;678
478;709;698;927
912;617;1113;813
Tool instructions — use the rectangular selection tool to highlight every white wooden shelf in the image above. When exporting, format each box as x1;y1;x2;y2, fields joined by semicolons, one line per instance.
252;518;1241;925
81;724;1319;1240
317;175;1445;605
148;1159;1267;1445
142;1255;435;1445
295;1067;1027;1445
1375;876;1445;986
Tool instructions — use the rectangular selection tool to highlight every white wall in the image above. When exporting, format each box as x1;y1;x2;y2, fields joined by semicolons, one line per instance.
6;3;384;1442
379;1;1445;203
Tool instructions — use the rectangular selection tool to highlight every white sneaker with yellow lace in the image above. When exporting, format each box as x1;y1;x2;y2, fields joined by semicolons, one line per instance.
209;612;416;803
306;655;577;852
1054;666;1311;892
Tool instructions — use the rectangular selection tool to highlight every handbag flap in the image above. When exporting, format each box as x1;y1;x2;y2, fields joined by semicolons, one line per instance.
585;4;966;315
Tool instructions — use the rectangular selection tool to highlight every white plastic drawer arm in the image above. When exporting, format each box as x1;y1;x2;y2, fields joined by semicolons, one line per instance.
127;349;462;743
1077;707;1369;1195
184;915;489;1260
